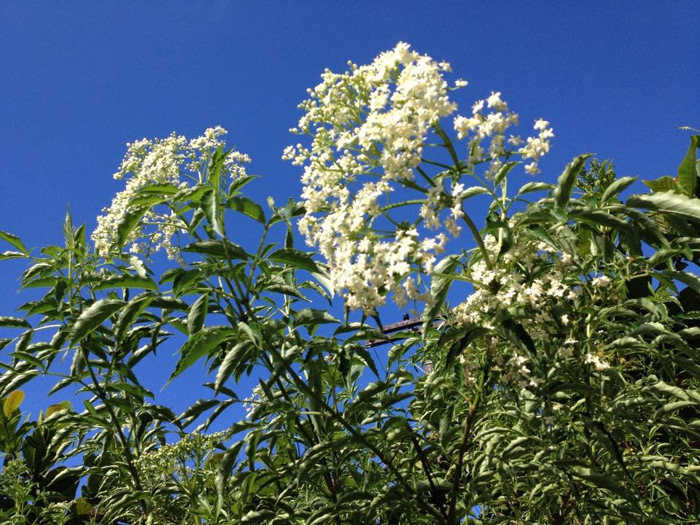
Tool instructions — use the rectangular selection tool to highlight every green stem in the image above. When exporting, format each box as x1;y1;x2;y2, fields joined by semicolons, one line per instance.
460;208;492;270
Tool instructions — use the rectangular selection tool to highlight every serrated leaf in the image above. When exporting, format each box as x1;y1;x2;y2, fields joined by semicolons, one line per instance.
215;341;250;392
227;196;266;223
71;299;125;343
0;230;28;255
187;294;208;334
643;176;682;193
182;240;247;259
628;191;700;223
601;176;637;202
177;398;220;425
493;161;519;187
678;135;699;196
0;316;30;328
170;326;237;380
568;209;632;232
3;390;24;416
116;206;148;250
114;293;155;340
92;274;158;292
517;181;554;195
461;186;490;199
667;270;700;294
423;254;461;333
294;308;339;326
269;248;320;273
554;154;591;207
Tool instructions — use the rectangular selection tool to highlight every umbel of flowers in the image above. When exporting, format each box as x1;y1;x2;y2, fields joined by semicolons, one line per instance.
285;42;553;312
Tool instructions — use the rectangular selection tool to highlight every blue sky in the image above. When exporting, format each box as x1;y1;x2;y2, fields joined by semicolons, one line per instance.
1;1;698;419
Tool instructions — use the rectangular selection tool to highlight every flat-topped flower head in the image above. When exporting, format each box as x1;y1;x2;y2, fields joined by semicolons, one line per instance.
93;127;250;260
287;43;555;313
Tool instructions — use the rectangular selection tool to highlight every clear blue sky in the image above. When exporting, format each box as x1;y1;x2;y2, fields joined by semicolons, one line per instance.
1;1;697;419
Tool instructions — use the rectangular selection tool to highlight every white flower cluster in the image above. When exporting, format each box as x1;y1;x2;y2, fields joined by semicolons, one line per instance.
453;230;618;389
243;383;265;420
454;234;579;341
135;430;228;482
92;127;250;260
287;43;556;313
285;43;463;312
453;93;554;177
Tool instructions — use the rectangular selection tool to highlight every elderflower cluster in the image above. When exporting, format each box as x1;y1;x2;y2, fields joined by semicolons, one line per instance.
453;229;622;390
285;43;466;312
284;44;486;312
92;127;250;260
453;93;554;178
287;43;557;313
135;431;228;483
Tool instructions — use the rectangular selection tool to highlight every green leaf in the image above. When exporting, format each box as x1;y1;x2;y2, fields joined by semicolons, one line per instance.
75;497;94;516
215;341;251;392
116;206;149;250
0;251;27;260
666;270;700;294
628;191;700;223
677;135;699;196
601;176;637;202
187;294;209;335
294;308;339;327
0;316;30;328
114;293;155;340
517;181;554;195
423;254;461;333
461;186;490;199
269;248;320;273
643;176;682;193
493;161;519;187
227;196;266;223
202;188;225;237
568;209;632;232
0;230;28;255
71;299;125;343
135;182;182;196
203;147;227;236
92;274;158;292
3;390;24;416
177;398;221;426
554;154;591;207
170;326;237;380
182;240;247;259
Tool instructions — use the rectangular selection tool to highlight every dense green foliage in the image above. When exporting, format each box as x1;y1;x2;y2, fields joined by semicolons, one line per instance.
0;46;699;524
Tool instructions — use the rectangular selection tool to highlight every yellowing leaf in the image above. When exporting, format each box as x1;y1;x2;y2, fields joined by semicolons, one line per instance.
3;390;24;417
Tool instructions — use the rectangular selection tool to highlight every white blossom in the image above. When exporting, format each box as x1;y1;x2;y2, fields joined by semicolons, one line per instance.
93;127;249;259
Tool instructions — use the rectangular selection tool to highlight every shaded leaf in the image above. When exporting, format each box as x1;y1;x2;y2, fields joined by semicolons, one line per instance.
227;196;266;223
71;299;125;343
269;248;320;273
0;230;28;255
0;316;30;328
170;326;237;380
554;154;591;207
187;294;209;334
628;191;700;223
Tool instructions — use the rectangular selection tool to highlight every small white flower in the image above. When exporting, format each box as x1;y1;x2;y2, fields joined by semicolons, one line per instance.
591;275;611;288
